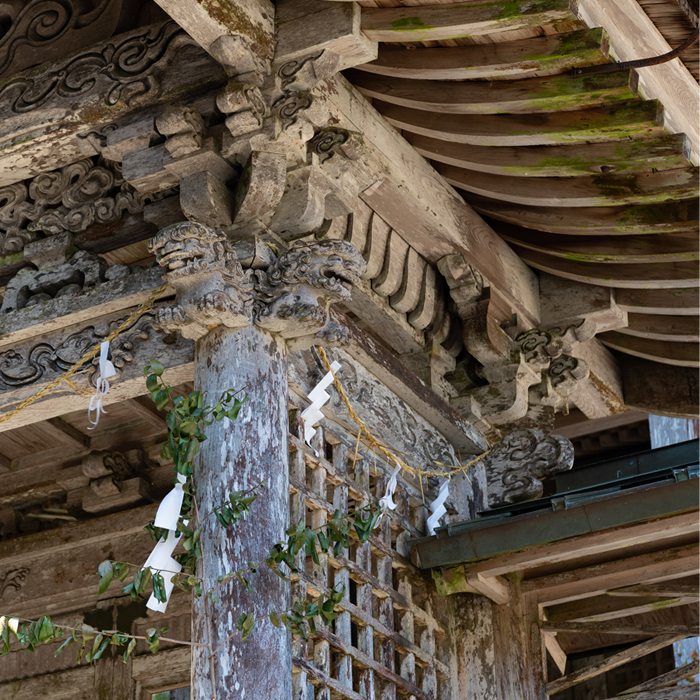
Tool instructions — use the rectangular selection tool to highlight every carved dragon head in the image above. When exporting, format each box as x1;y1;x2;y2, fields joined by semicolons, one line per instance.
257;239;365;304
148;221;245;285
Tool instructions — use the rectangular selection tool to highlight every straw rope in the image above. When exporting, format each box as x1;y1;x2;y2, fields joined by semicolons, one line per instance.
316;347;491;485
0;284;168;426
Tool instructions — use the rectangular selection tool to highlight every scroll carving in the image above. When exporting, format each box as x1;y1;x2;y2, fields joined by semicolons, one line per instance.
0;567;30;599
147;222;254;340
482;429;574;508
0;21;188;115
0;311;159;390
0;0;118;79
308;128;350;163
0;156;168;255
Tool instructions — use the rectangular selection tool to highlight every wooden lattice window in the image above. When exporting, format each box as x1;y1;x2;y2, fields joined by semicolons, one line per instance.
288;407;453;700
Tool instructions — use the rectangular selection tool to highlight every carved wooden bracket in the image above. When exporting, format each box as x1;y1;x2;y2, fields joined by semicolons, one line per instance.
481;429;575;508
148;222;366;345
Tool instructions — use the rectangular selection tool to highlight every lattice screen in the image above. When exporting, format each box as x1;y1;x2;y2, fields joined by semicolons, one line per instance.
288;407;454;700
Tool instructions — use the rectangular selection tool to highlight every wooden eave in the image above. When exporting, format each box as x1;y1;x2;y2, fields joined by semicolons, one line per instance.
347;0;700;375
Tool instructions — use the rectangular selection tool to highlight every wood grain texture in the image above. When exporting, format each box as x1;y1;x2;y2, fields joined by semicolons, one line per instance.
599;331;699;366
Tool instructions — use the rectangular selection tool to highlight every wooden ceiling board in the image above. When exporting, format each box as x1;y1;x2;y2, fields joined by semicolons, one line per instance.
621;313;700;342
599;331;700;367
615;288;700;316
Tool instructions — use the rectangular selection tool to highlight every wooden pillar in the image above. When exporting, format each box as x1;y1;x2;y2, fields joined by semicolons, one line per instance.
191;324;291;700
147;222;366;700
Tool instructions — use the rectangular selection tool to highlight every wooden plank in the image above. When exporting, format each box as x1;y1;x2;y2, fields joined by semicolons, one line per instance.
545;634;685;695
542;621;699;636
467;193;699;235
511;247;700;289
45;417;91;449
0;666;95;700
621;313;699;342
607;576;699;598
350;67;636;116
448;509;700;578
352;28;610;82
623;660;700;693
554;411;649;440
622;355;699;419
616;288;699;316
405;131;688;177
544;632;568;675
617;684;700;700
360;1;575;43
377;99;664;147
497;227;698;264
545;592;699;623
522;542;700;605
438;162;699;206
315;75;541;325
577;0;700;163
599;332;699;367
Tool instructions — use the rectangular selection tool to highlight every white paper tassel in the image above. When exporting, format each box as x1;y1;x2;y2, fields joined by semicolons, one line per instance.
426;480;450;536
154;473;187;530
300;361;341;445
87;341;116;430
144;522;188;613
375;463;402;528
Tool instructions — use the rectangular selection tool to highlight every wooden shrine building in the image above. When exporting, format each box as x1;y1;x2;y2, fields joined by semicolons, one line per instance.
0;1;697;699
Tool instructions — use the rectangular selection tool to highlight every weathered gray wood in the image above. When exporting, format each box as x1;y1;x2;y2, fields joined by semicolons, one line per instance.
541;621;699;636
617;684;700;700
545;634;686;695
624;660;700;693
191;324;291;700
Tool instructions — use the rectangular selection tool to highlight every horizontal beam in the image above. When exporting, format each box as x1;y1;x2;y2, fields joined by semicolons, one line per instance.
314;74;540;325
600;331;699;367
355;28;608;81
360;1;575;43
522;542;699;605
545;634;685;695
541;621;700;636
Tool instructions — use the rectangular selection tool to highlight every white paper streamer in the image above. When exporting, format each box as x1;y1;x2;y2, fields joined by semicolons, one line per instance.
87;341;116;430
144;524;188;613
300;361;341;445
375;463;402;528
154;473;187;530
426;479;450;536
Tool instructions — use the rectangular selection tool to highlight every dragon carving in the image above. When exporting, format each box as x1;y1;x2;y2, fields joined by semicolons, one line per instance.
148;222;254;340
254;239;365;349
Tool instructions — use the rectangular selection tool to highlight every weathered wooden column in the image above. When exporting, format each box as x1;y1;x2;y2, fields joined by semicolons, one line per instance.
148;223;365;700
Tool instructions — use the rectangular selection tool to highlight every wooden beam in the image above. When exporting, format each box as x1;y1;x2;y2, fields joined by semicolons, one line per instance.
153;0;275;65
621;313;699;342
554;410;648;440
498;227;698;264
616;288;699;317
544;632;568;675
608;576;699;598
541;621;699;636
406;131;688;178
45;417;91;450
623;660;700;693
545;634;686;695
315;75;541;325
360;1;576;43
618;683;700;699
464;572;511;605
622;355;699;418
0;22;227;187
354;28;609;81
438;163;699;207
522;542;700;605
599;332;699;367
577;0;700;163
545;592;699;623
378;99;664;148
468;193;699;236
454;509;700;579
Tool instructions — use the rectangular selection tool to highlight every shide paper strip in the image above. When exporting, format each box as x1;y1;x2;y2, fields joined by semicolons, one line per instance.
301;360;342;446
87;341;116;430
